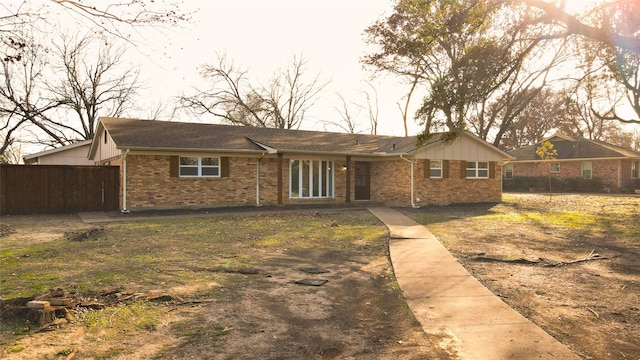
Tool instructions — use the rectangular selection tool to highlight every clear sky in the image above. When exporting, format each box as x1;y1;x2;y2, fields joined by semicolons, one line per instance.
132;0;422;136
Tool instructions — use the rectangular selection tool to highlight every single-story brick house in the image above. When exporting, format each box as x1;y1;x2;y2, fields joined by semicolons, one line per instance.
88;117;513;211
505;134;640;193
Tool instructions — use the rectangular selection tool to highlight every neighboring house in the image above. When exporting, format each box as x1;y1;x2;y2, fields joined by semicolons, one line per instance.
88;117;513;211
23;140;94;165
505;134;640;193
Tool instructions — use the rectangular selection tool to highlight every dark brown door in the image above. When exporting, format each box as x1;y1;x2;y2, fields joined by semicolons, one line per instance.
354;161;370;200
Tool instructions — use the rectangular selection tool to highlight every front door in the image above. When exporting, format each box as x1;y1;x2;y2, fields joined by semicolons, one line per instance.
354;161;371;200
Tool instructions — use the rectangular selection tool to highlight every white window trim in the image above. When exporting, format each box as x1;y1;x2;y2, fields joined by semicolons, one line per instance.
550;162;560;173
289;159;334;199
179;156;221;177
504;163;513;179
430;160;443;178
582;161;592;179
466;161;489;179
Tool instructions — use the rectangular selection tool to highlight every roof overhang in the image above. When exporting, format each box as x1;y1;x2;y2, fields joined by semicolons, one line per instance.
24;140;92;161
118;146;272;155
507;156;635;163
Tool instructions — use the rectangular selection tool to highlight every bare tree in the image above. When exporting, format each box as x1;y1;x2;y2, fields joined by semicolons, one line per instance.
363;81;379;135
325;93;361;134
49;32;139;141
0;31;67;152
181;53;327;129
1;1;188;41
500;88;569;150
180;54;269;127
0;141;22;163
396;68;422;137
265;55;326;129
0;31;139;155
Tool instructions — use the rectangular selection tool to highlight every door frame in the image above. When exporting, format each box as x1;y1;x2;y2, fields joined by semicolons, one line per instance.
354;161;371;200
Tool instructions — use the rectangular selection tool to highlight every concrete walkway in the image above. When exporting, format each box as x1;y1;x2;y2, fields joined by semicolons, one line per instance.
368;207;579;360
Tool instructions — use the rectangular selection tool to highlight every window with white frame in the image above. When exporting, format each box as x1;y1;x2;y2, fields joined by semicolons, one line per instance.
504;163;513;179
550;162;560;173
466;161;489;178
430;160;443;178
632;161;639;179
290;160;334;198
179;156;220;177
582;161;592;179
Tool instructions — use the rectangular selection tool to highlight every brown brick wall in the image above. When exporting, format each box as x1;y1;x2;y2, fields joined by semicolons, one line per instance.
620;160;639;190
510;160;635;192
414;160;502;205
122;154;504;210
125;155;259;209
124;155;352;210
370;159;503;206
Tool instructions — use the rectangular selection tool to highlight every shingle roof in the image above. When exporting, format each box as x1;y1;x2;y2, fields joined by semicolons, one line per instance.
99;117;419;155
508;136;640;161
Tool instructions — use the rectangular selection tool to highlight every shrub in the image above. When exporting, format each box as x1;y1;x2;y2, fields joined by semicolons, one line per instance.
503;176;604;193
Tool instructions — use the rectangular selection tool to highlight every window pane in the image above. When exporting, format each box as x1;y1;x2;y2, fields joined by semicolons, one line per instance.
327;161;333;197
180;157;198;165
290;160;299;198
180;167;198;176
466;162;475;169
321;161;328;197
312;161;320;197
201;157;219;166
430;169;442;178
478;170;488;178
202;167;219;176
430;160;442;169
505;164;513;179
582;162;592;179
467;170;476;178
302;160;310;197
478;162;488;169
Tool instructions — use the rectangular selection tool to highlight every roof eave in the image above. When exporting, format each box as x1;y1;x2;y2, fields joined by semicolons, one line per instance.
268;149;412;157
24;139;92;160
509;156;635;163
118;146;271;154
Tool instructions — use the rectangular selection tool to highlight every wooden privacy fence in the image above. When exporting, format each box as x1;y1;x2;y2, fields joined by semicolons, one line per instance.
0;165;120;215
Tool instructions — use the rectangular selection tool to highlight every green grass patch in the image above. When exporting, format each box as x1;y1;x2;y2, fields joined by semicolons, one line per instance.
479;210;599;229
80;301;162;336
0;210;387;300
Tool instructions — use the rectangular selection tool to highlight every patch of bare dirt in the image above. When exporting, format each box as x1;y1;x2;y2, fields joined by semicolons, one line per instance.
155;248;447;360
1;214;89;246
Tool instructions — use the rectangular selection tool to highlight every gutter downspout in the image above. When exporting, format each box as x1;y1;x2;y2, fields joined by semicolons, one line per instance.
256;153;266;206
121;149;130;214
400;154;420;208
